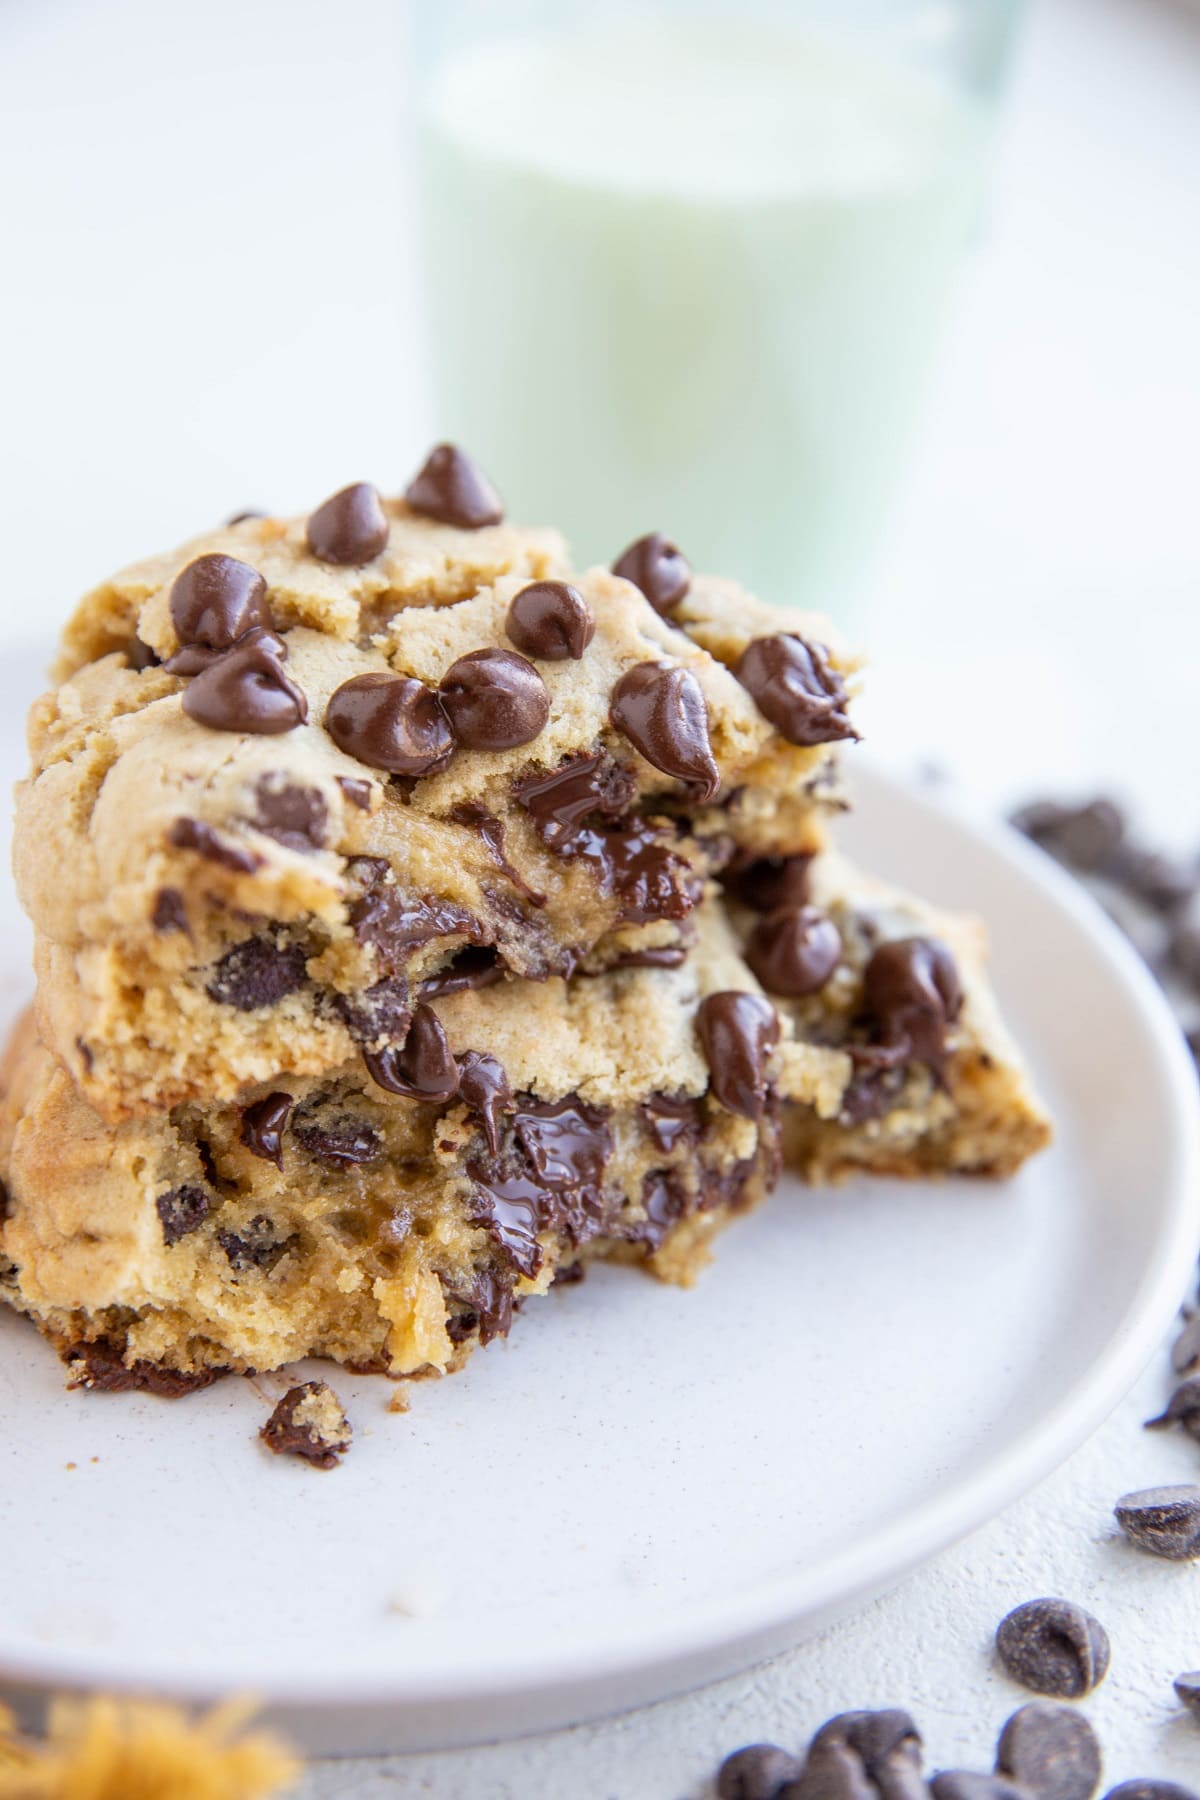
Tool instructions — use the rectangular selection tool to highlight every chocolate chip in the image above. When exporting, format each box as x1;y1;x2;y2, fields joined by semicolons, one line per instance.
801;1709;926;1800
64;1341;224;1396
260;1381;351;1470
507;580;595;661
152;887;189;934
442;1267;515;1346
860;937;962;1074
292;1110;381;1166
611;532;691;615
1145;1377;1200;1440
1010;798;1125;873
326;672;454;775
404;443;503;529
932;1775;1029;1800
996;1599;1110;1699
218;1214;296;1272
250;776;328;852
170;553;271;651
514;751;637;849
332;976;413;1051
642;1093;705;1152
1174;1671;1200;1721
1102;1785;1199;1800
351;888;484;970
747;905;842;997
419;946;504;1000
305;481;389;565
722;853;814;913
610;662;719;800
363;1003;460;1102
1118;849;1197;915
240;1093;293;1169
438;648;550;751
1115;1484;1200;1559
205;935;308;1011
457;1051;513;1156
697;991;779;1119
513;1098;612;1188
603;943;687;971
1174;1315;1200;1376
717;1743;803;1800
126;635;160;670
226;508;266;525
995;1704;1101;1800
336;774;374;811
467;1166;547;1278
182;637;308;735
585;821;703;925
155;1185;210;1246
167;817;263;874
735;634;856;746
166;622;289;677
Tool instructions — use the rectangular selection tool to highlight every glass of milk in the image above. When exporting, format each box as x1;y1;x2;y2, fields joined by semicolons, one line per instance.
415;1;1023;617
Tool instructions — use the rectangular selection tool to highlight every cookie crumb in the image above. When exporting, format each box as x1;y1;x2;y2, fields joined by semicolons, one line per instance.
260;1381;351;1469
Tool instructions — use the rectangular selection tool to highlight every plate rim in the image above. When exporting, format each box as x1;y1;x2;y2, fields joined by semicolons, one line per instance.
2;763;1198;1715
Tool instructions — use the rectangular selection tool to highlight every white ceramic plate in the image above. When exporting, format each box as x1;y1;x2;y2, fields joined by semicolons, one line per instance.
0;646;1196;1755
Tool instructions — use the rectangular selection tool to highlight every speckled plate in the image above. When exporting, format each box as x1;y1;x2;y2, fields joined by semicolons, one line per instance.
0;644;1196;1755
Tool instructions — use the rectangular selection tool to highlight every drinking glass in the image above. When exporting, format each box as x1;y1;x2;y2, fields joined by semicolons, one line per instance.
414;0;1024;617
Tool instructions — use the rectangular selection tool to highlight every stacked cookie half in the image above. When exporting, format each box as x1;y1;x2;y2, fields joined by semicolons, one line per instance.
0;446;1050;1394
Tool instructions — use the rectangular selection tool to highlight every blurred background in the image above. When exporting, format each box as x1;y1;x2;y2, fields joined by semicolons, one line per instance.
0;0;1196;836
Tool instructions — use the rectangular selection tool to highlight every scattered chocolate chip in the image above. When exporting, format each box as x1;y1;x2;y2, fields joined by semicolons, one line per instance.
218;1214;296;1272
1010;798;1126;873
722;852;814;913
513;1098;612;1189
642;1093;705;1152
182;637;308;735
292;1110;381;1166
64;1340;225;1396
932;1775;1029;1800
799;1709;926;1800
260;1381;351;1470
860;937;962;1075
716;1743;802;1800
1145;1377;1200;1440
170;553;271;652
126;635;160;670
610;661;719;801
404;442;503;529
996;1599;1110;1699
697;991;779;1120
507;580;595;661
1103;1784;1199;1800
514;751;637;848
1174;1671;1200;1722
152;887;189;934
336;774;374;811
419;946;504;1000
735;634;856;747
457;1050;513;1156
252;776;328;851
155;1185;210;1246
351;888;483;970
451;802;546;905
747;905;842;997
240;1093;293;1168
1115;1485;1200;1559
205;935;308;1011
167;817;263;874
1173;1315;1200;1376
995;1704;1101;1800
611;532;691;615
306;481;389;565
326;672;454;775
364;1003;461;1102
438;648;550;751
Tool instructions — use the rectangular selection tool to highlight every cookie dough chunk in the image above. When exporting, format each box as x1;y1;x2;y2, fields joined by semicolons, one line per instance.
722;851;1052;1179
16;458;858;1121
0;899;809;1387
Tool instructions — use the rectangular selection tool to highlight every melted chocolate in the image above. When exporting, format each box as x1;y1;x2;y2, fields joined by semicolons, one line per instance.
351;888;484;970
513;1097;612;1188
240;1092;294;1168
456;1050;513;1156
696;991;779;1119
451;802;545;903
363;1003;460;1102
260;1381;351;1469
419;946;504;999
332;975;413;1050
857;936;962;1077
735;634;856;747
167;817;263;874
65;1342;225;1396
292;1108;382;1166
336;775;374;811
610;662;720;801
442;1267;515;1346
513;751;637;848
641;1093;705;1153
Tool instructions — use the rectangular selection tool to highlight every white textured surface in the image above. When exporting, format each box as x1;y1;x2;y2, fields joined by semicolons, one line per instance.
1;0;1198;1791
